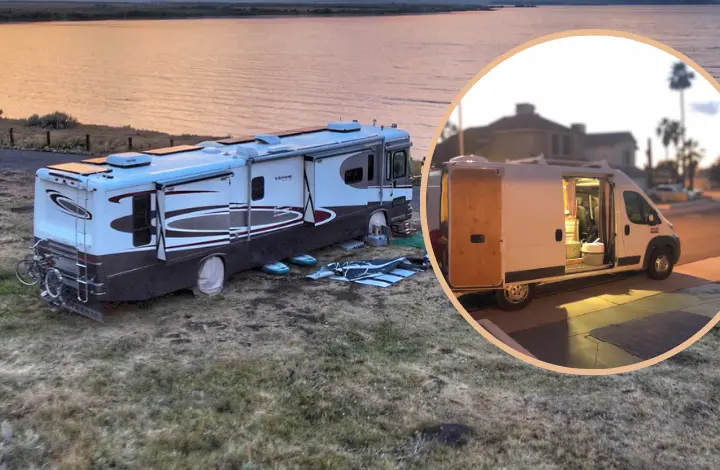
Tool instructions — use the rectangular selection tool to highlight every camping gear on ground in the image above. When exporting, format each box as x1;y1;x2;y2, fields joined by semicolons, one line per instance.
366;234;389;247
287;254;317;266
262;262;290;275
307;255;429;287
391;231;425;249
336;239;365;251
581;241;605;266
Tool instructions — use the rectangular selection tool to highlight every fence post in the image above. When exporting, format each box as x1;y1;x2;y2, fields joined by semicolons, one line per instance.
9;128;14;146
128;137;133;151
46;131;51;148
170;139;174;147
86;134;91;152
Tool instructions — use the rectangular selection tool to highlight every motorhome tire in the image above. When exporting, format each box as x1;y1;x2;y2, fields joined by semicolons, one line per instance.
495;284;533;311
368;210;388;236
647;247;673;280
193;256;226;298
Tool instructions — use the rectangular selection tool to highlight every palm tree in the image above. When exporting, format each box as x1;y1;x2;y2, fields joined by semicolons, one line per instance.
655;118;684;183
668;61;695;186
655;118;683;161
679;138;704;190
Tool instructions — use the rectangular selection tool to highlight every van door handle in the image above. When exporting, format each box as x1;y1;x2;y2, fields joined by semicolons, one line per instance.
555;229;562;242
625;224;630;236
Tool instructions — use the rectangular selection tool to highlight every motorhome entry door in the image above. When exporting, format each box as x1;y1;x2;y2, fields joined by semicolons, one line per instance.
447;167;503;289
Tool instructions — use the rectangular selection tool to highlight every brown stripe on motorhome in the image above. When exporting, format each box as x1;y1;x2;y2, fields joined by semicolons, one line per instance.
109;190;217;203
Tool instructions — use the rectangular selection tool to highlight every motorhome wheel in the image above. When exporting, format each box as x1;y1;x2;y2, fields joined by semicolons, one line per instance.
495;284;532;311
647;247;673;281
368;211;388;235
193;256;225;297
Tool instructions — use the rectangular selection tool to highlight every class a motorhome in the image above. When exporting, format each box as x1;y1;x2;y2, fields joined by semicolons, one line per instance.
30;121;414;320
426;156;681;310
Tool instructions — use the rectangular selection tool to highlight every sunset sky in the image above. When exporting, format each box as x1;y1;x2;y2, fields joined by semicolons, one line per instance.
447;35;720;168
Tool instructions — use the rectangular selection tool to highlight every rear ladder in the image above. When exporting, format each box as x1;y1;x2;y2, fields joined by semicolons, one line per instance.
75;184;89;303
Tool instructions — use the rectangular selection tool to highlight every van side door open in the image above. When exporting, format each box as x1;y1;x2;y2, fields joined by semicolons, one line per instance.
447;167;503;288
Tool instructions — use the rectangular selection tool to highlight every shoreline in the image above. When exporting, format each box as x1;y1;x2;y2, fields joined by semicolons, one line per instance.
0;2;497;24
0;114;423;176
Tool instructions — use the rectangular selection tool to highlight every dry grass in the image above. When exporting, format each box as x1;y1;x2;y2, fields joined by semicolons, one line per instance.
1;170;720;469
0;118;424;177
0;118;223;156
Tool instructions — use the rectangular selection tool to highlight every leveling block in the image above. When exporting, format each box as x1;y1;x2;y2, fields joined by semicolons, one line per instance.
287;254;317;266
261;261;290;275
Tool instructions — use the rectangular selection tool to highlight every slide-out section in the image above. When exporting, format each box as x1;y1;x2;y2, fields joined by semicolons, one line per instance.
156;172;232;262
447;167;503;289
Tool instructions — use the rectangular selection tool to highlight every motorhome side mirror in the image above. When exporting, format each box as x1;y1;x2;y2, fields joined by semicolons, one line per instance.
648;212;659;225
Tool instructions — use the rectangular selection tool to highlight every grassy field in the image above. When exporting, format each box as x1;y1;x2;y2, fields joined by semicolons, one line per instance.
1;169;720;469
0;2;494;23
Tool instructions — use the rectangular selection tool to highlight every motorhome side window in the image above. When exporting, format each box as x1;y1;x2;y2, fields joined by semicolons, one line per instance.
367;154;374;181
386;151;392;181
252;176;264;201
132;195;152;247
393;150;407;178
344;167;363;184
623;191;654;225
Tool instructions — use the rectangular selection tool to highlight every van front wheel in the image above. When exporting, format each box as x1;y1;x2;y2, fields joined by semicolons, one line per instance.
495;284;532;311
647;248;674;281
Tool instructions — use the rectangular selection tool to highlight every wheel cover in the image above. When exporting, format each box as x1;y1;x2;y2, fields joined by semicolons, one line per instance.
504;284;529;303
197;257;225;296
655;254;670;273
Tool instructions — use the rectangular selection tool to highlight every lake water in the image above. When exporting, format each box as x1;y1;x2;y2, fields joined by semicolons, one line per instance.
1;6;719;159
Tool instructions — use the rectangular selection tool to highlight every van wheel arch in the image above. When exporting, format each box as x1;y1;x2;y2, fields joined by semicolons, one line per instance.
642;236;679;270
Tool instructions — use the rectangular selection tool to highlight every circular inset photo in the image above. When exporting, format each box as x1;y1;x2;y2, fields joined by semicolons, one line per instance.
420;30;720;374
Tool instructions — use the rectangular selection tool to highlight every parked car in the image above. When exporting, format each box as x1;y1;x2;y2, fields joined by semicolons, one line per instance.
647;184;689;203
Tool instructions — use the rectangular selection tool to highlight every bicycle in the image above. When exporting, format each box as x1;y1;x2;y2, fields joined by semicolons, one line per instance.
15;239;53;287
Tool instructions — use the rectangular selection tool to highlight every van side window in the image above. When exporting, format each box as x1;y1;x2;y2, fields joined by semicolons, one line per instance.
623;191;654;225
344;167;363;184
386;152;392;181
367;154;374;182
393;150;407;179
132;194;152;247
251;176;264;201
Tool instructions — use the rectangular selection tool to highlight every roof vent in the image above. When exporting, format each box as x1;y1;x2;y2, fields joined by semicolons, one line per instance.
391;123;397;128
106;152;152;168
327;121;361;133
202;147;222;154
196;141;225;148
255;134;282;145
235;147;259;158
266;144;294;154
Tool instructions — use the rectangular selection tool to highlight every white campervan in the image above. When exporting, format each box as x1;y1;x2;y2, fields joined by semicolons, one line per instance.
426;157;680;310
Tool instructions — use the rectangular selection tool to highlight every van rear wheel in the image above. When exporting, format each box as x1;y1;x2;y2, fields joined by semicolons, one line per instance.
495;284;532;311
647;248;673;281
193;256;225;298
